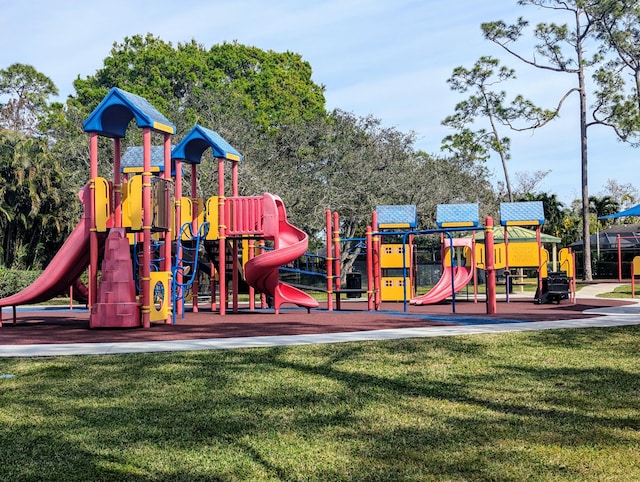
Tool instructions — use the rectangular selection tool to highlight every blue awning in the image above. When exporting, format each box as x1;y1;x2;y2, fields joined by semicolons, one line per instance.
599;204;640;219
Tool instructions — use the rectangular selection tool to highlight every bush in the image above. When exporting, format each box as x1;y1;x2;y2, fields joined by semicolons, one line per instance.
0;267;42;298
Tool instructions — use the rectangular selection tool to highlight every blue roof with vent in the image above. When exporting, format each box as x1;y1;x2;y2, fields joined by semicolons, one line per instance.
436;203;479;228
120;146;176;175
500;201;545;226
376;205;417;229
172;125;242;164
83;87;175;138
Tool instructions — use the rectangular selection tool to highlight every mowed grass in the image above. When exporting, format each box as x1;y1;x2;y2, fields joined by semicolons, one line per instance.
1;326;640;481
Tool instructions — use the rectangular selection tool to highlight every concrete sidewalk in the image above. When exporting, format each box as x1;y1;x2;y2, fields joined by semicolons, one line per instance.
1;284;639;357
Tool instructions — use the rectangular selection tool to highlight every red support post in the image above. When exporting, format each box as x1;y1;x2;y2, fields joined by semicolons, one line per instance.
191;164;199;313
366;225;374;310
141;128;152;328
175;159;183;318
162;134;172;323
113;138;122;228
485;216;497;314
89;132;99;311
326;210;333;311
372;210;381;310
218;157;226;316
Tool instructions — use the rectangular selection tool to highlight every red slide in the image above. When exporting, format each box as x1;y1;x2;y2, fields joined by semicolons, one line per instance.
410;266;473;305
0;186;92;309
410;237;475;305
244;193;319;314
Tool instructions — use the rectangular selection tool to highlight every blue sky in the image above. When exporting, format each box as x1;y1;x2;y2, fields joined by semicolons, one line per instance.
1;0;637;206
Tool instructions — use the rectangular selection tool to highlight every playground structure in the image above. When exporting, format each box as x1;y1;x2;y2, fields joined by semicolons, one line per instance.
0;87;318;328
0;89;581;328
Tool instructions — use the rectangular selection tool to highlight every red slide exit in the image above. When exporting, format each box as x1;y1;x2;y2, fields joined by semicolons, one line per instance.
244;193;319;314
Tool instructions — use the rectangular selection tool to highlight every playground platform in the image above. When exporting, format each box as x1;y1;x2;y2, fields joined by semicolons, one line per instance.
1;285;639;357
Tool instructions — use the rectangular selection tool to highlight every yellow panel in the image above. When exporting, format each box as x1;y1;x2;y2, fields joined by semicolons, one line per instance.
540;249;549;278
443;246;472;267
506;242;542;268
505;220;541;226
440;221;475;228
380;277;412;301
633;256;640;276
150;271;172;322
475;243;506;269
124;175;143;231
94;176;111;232
205;196;219;240
380;244;411;268
559;248;575;278
123;166;160;174
378;223;411;229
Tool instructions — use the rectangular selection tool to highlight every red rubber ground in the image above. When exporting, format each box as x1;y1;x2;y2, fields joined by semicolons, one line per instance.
0;297;631;346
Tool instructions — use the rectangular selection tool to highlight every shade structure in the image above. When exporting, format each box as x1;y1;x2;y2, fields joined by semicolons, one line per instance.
471;225;561;244
599;203;640;219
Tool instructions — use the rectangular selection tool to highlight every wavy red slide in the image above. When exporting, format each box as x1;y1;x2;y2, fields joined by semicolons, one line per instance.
410;266;473;305
244;193;319;314
0;187;91;309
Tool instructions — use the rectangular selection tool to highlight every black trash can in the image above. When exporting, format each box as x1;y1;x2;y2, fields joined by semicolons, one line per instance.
346;272;362;298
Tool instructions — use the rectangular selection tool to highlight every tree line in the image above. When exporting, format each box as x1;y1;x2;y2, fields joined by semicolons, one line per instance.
1;1;639;280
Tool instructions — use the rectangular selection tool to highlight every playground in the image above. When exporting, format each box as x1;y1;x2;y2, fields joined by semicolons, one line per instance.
1;87;638;343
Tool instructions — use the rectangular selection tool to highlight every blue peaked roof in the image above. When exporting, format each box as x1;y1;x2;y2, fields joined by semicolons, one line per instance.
83;87;176;138
171;125;242;164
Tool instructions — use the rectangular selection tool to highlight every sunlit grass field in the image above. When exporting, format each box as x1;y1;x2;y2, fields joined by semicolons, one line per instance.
2;325;640;481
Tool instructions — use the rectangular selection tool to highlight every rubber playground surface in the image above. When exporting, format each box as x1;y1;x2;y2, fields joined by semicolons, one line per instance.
0;295;634;346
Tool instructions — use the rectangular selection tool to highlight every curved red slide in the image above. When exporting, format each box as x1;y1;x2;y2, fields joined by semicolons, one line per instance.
0;186;92;309
410;266;473;305
410;237;474;305
244;193;319;314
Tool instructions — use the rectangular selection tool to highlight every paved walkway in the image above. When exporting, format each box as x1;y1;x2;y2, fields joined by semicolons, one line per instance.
1;284;639;357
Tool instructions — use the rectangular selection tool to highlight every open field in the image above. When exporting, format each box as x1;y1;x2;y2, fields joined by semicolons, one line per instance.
1;325;639;481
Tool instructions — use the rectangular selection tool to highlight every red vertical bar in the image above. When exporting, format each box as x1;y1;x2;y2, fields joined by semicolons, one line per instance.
175;159;183;318
326;210;333;311
537;226;542;297
372;210;381;309
113;138;122;228
366;225;374;310
218;157;226;316
485;216;497;314
333;211;341;292
89;133;99;311
142;128;152;328
191;164;199;313
249;239;255;310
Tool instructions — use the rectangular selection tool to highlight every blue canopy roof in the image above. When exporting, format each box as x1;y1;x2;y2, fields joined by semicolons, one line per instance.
171;125;242;164
500;201;545;226
436;203;479;228
599;203;640;219
83;87;176;138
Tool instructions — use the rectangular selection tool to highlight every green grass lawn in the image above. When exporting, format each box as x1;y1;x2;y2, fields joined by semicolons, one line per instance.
2;326;640;481
597;284;640;299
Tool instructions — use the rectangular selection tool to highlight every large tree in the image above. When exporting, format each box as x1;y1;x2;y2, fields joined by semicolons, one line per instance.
442;56;554;202
0;63;58;135
589;0;640;145
481;0;610;281
72;34;327;134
